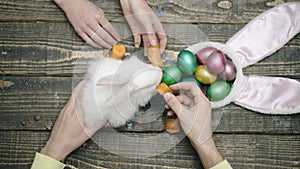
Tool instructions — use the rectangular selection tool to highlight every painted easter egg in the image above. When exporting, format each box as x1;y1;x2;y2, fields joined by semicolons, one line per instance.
177;50;198;74
181;77;201;88
161;66;182;85
195;47;217;65
219;60;237;81
206;50;226;74
194;65;217;85
207;81;231;101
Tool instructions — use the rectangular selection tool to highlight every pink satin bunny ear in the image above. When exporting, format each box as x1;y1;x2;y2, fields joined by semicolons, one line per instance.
188;3;300;115
233;76;300;114
226;2;300;68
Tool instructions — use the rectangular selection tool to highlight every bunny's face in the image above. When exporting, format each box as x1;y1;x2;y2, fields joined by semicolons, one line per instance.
96;56;162;106
83;56;163;128
128;66;162;106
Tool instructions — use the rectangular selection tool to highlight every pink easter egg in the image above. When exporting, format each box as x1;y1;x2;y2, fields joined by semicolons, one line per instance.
219;60;237;81
195;47;217;65
206;50;226;74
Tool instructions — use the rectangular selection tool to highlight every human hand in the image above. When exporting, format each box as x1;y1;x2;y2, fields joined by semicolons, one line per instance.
120;0;167;54
40;80;106;161
54;0;120;49
163;82;224;168
163;82;212;145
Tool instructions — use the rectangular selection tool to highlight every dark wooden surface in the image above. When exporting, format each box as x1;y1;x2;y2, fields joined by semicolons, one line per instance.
0;0;300;168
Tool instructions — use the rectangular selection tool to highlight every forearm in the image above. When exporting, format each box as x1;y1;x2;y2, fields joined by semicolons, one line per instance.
191;137;224;169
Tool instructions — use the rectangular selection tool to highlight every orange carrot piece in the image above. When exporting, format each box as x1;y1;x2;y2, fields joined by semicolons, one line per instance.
156;83;174;95
164;119;180;134
148;45;164;67
110;44;126;60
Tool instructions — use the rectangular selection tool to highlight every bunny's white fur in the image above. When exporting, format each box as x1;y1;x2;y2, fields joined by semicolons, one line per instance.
82;56;162;128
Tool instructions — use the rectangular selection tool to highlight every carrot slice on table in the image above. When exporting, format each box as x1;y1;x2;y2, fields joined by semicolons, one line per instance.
164;119;180;134
148;45;164;67
110;44;126;60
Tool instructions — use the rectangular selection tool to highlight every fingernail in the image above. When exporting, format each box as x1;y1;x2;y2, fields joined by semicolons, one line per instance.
169;84;178;88
150;40;157;46
163;92;171;101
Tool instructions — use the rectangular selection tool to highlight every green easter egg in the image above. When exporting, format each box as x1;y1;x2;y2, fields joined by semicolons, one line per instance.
178;50;198;75
181;77;201;88
207;81;231;101
161;66;182;85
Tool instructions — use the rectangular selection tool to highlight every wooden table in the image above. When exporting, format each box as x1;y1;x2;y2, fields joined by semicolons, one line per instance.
0;0;299;168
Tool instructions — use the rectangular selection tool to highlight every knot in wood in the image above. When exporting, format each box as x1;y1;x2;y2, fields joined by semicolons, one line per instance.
217;0;232;9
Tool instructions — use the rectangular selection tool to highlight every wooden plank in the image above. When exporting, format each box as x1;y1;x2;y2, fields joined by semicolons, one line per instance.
0;0;299;24
1;22;299;77
0;77;72;131
1;76;299;134
1;1;299;169
0;131;299;169
213;134;300;168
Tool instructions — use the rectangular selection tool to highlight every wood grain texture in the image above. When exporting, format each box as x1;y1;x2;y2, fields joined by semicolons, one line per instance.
1;76;299;134
1;0;300;168
0;131;299;169
0;0;299;23
1;22;299;77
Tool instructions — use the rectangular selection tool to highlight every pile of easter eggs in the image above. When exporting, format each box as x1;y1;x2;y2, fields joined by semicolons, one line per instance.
161;47;237;101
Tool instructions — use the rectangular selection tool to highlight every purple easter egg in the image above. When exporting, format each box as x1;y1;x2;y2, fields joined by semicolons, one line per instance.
206;50;226;74
219;60;237;81
195;47;217;65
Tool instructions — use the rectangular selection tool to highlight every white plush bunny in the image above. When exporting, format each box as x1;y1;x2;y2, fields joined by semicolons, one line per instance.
82;56;162;128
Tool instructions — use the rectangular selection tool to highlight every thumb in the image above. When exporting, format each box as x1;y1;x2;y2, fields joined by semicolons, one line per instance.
163;92;183;116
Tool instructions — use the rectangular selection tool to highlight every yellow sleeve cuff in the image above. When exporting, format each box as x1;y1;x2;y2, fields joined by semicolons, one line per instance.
31;152;66;169
209;159;232;169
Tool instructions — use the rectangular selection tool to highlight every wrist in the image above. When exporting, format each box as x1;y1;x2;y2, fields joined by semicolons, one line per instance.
191;137;224;169
54;0;81;10
40;143;68;162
